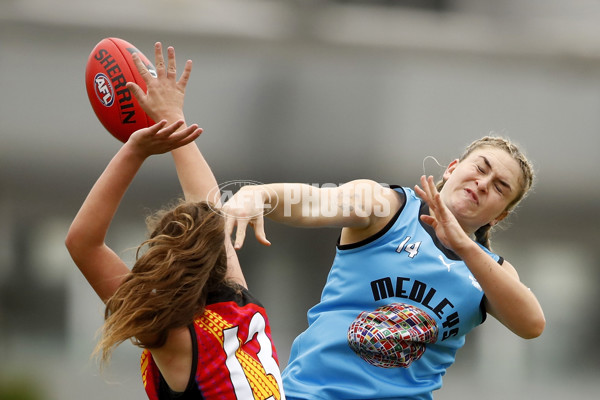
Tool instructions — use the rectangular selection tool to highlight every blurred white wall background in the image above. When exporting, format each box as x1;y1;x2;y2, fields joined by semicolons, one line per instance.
1;0;599;399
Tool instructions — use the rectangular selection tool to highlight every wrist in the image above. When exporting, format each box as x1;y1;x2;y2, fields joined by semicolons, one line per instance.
452;238;482;260
155;113;185;124
260;185;280;209
122;139;151;162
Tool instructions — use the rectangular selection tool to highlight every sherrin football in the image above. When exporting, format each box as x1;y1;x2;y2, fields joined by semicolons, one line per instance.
85;37;156;143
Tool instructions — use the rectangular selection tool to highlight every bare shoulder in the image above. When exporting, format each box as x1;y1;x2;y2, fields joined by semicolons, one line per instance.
147;326;193;392
341;179;401;209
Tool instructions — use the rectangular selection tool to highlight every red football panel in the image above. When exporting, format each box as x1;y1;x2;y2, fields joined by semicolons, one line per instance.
105;38;156;138
85;38;155;143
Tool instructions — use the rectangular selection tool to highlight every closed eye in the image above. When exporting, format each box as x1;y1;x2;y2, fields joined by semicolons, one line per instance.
478;155;513;195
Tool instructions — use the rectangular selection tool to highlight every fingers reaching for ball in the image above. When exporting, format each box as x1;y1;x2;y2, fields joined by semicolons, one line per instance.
128;120;202;157
126;41;192;124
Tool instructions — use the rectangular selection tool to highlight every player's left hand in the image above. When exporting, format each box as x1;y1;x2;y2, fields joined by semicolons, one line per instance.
414;175;471;253
126;42;192;123
127;119;202;158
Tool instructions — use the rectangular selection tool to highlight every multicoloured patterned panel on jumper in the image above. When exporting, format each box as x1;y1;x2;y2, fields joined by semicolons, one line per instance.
347;303;439;368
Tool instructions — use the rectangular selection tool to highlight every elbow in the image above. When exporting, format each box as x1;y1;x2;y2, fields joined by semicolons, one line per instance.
65;236;80;267
65;227;79;255
65;230;76;255
64;230;75;252
520;314;546;339
65;227;86;264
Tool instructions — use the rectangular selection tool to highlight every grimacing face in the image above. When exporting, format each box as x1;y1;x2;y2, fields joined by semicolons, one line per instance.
439;146;523;235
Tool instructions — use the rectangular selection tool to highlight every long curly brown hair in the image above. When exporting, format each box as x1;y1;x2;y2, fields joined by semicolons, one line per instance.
94;201;230;365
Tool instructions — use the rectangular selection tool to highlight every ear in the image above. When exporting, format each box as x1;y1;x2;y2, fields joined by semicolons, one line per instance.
490;210;509;227
442;159;460;181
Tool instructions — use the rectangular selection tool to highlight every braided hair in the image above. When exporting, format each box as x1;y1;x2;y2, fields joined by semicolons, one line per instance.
436;136;534;249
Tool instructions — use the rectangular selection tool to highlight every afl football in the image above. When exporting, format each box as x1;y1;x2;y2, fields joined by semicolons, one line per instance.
85;37;155;142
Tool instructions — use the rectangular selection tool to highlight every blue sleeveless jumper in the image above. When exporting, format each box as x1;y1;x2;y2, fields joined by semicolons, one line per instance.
282;187;502;400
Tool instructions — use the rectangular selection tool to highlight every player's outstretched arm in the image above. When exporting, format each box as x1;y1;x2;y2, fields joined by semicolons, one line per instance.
65;120;201;302
127;42;246;287
223;180;401;250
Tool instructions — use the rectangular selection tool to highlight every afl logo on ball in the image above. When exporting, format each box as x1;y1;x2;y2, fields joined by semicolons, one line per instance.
93;73;115;107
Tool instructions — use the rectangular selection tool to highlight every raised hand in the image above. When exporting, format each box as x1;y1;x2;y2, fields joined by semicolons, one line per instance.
414;175;471;253
126;42;192;123
127;119;202;159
